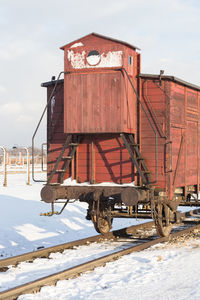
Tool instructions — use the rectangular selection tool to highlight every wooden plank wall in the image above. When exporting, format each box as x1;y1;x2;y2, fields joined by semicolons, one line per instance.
46;78;200;191
77;134;134;184
47;83;71;183
47;83;135;184
64;72;125;133
169;83;199;192
140;80;167;188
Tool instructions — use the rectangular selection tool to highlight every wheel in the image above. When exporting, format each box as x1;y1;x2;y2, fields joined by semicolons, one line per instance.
154;203;172;237
97;217;111;234
90;198;113;235
92;215;112;234
91;215;100;233
91;214;113;234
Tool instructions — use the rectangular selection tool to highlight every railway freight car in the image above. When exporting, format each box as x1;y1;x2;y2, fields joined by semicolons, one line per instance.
37;33;200;237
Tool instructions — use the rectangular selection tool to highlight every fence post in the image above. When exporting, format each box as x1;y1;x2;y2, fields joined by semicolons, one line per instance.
0;146;7;187
24;147;30;185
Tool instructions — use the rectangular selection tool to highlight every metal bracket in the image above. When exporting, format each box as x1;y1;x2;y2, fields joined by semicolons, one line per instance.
40;200;69;216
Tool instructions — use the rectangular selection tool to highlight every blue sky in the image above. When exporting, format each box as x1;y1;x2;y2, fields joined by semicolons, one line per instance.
0;0;199;147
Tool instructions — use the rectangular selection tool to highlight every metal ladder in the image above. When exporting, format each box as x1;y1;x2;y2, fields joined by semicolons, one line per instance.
120;133;151;185
47;135;82;184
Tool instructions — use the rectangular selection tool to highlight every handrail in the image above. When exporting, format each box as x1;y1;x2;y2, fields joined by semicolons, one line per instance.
32;71;64;182
120;68;158;184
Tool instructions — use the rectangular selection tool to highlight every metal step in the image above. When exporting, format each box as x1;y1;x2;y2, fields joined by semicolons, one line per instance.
121;133;151;185
47;135;73;184
59;135;83;184
136;157;144;161
69;143;79;146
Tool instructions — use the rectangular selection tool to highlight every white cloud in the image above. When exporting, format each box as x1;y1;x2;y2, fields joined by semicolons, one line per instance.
0;41;33;61
0;85;6;94
0;102;22;115
16;114;34;123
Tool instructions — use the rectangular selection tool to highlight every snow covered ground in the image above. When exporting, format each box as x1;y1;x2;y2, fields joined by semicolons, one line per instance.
0;171;137;258
0;171;200;299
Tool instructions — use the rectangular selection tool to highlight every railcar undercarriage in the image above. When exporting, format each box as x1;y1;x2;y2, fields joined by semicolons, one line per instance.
41;184;184;237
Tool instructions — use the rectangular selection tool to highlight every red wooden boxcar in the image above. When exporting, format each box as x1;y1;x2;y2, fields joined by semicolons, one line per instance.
40;33;200;237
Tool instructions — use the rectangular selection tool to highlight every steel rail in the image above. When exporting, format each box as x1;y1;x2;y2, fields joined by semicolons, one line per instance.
1;208;199;271
0;221;153;271
183;208;200;217
1;220;200;300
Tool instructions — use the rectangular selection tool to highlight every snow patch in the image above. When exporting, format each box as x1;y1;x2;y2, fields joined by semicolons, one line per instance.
14;224;58;241
10;241;18;246
61;218;83;230
70;42;84;48
63;177;135;187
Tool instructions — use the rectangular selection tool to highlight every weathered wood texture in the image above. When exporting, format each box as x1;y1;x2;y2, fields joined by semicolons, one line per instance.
45;82;134;184
168;83;199;199
76;134;134;183
45;77;200;194
62;34;139;134
140;78;200;200
140;80;166;188
46;83;69;182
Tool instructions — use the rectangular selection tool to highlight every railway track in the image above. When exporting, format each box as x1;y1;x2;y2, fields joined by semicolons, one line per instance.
0;208;200;300
0;221;153;271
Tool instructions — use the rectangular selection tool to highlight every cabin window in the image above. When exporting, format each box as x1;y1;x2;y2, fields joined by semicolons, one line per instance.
128;56;133;65
86;50;101;66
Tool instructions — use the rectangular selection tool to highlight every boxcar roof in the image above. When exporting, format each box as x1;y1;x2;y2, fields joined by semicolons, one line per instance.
60;32;140;51
140;73;200;92
41;73;200;92
41;79;64;87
